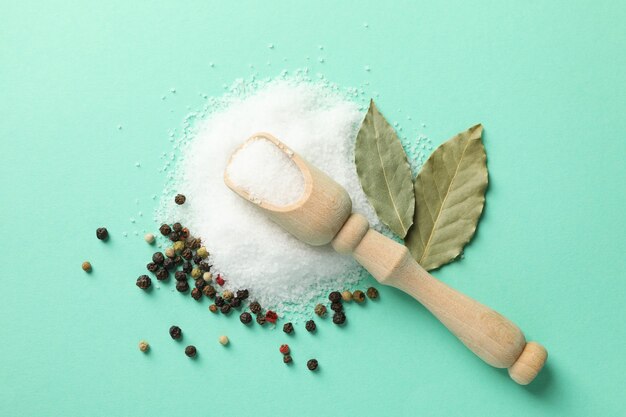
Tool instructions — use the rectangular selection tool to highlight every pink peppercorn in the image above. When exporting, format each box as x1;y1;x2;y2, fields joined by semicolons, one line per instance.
265;310;278;324
215;274;225;286
279;344;290;355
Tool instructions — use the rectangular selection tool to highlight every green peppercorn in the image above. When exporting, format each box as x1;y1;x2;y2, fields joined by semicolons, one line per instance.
159;224;172;236
208;304;218;313
240;312;252;324
136;275;151;289
314;304;327;317
341;290;353;302
155;268;168;281
175;194;186;205
96;227;109;240
249;301;262;314
366;287;379;299
184;345;196;357
82;261;92;272
176;280;189;292
353;290;366;303
283;322;294;334
173;241;185;252
329;291;342;303
305;320;316;332
307;359;318;371
333;311;346;325
169;325;182;339
191;288;202;300
191;267;202;279
197;247;209;258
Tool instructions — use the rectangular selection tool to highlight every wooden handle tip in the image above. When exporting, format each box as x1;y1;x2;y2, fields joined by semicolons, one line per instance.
508;342;547;385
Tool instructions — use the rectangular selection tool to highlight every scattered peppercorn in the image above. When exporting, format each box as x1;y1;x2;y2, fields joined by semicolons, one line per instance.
305;320;316;332
96;227;109;240
329;291;342;303
173;255;183;265
136;275;151;289
283;355;292;364
174;271;187;281
220;304;231;314
203;272;213;282
185;345;196;357
144;233;155;244
279;344;290;355
208;304;218;313
156;268;168;281
330;302;343;312
333;311;346;325
147;262;158;273
341;290;353;302
176;280;189;292
215;274;225;286
159;224;172;235
265;310;278;323
180;227;190;239
202;285;216;298
191;267;202;279
162;258;174;270
214;296;225;307
173;241;185;252
314;304;327;317
256;315;266;325
353;290;366;303
169;325;182;339
191;288;202;300
82;261;92;272
283;322;294;334
366;287;379;299
172;222;183;233
152;252;165;264
181;248;192;260
240;312;252;324
175;194;186;205
199;262;211;272
182;261;193;273
138;340;149;352
169;232;180;242
221;290;233;301
187;237;201;250
249;301;261;315
219;335;229;345
236;289;249;300
307;359;318;371
230;297;242;308
197;247;209;258
164;247;175;258
194;278;205;290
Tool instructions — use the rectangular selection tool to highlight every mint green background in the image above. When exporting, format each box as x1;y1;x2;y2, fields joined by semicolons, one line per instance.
1;1;625;416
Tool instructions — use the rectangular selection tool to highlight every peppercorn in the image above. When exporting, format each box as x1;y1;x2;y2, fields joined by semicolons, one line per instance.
192;255;202;265
156;268;168;281
240;312;252;324
187;237;201;250
305;320;316;332
169;325;182;339
194;278;205;290
366;287;379;299
203;272;213;281
175;194;186;205
202;285;216;298
159;224;172;236
220;304;231;314
180;227;190;239
307;359;318;371
172;222;182;233
197;247;209;258
283;322;294;334
279;344;290;355
329;291;342;303
169;231;180;242
182;261;193;273
219;335;229;346
162;258;175;271
236;289;249;300
176;280;189;292
174;271;187;281
249;301;261;314
199;262;211;272
146;262;158;273
341;290;353;302
208;304;218;313
181;248;193;260
191;267;202;279
330;302;343;312
173;255;183;265
256;315;266;325
82;261;92;272
283;355;292;364
138;340;149;352
96;227;109;240
185;345;196;357
333;311;346;325
214;296;225;307
215;274;225;286
265;310;278;323
191;288;202;300
164;247;175;258
314;304;327;317
230;297;242;308
173;241;185;253
136;275;151;289
222;290;233;301
152;252;164;264
353;290;366;303
144;233;155;244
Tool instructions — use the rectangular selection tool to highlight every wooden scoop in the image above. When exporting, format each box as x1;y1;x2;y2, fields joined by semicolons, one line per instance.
225;133;547;385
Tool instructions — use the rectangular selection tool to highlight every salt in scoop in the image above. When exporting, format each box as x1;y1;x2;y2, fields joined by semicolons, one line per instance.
225;133;547;384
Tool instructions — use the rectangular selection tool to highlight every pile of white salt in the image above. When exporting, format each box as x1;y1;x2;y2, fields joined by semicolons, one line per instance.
158;78;382;317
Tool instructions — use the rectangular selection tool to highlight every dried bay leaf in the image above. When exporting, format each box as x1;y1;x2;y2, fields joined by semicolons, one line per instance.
355;100;415;237
405;124;487;270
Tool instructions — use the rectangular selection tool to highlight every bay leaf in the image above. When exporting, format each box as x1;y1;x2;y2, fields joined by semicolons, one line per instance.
355;100;415;237
405;124;487;270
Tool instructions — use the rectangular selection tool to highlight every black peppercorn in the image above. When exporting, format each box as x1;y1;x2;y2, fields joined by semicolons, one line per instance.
169;231;180;242
305;320;316;332
180;227;190;239
283;355;293;364
283;322;294;334
366;287;379;299
202;285;216;298
181;248;193;260
249;301;262;314
159;224;172;236
136;275;151;290
199;262;211;272
169;325;182;339
146;262;158;273
230;297;242;308
152;252;165;264
220;304;231;314
185;345;196;357
156;268;168;281
330;302;343;312
187;237;201;250
256;315;266;325
209;304;218;313
193;255;202;265
175;194;186;205
172;222;182;233
173;255;183;265
194;278;205;290
333;311;346;325
236;289;249;300
174;271;187;281
176;280;189;292
307;359;318;371
191;288;202;300
182;261;193;273
329;291;342;303
96;227;109;240
214;296;225;307
162;258;175;270
353;290;366;303
240;312;252;324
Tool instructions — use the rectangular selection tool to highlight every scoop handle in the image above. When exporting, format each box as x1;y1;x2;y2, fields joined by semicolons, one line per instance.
332;214;547;385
